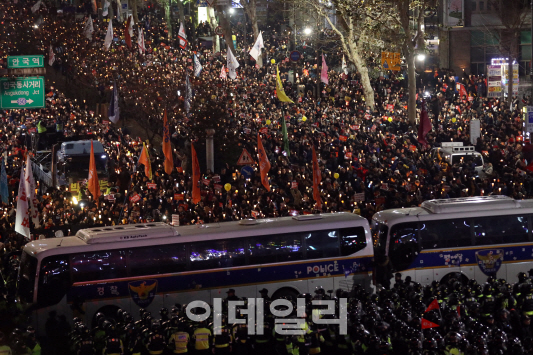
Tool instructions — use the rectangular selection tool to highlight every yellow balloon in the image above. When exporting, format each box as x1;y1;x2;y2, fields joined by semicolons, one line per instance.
302;116;307;122
271;59;276;64
224;183;231;191
334;173;340;179
266;119;271;125
388;117;393;122
452;117;457;123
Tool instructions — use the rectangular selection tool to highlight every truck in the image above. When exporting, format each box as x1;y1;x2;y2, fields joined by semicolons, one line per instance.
430;142;485;176
31;133;109;192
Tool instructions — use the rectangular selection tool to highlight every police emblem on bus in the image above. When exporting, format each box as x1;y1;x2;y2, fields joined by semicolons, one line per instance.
128;280;158;307
475;249;504;276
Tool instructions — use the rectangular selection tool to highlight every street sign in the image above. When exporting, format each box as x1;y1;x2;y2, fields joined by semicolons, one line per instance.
381;52;401;71
7;55;44;69
215;26;223;36
0;68;46;75
241;165;254;179
290;51;301;62
0;77;45;109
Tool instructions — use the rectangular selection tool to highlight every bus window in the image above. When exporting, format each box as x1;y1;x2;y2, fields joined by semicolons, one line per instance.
190;239;246;270
305;230;339;259
71;251;127;282
340;227;367;256
248;234;303;264
38;256;70;306
420;219;471;249
129;244;187;276
474;215;529;245
389;223;419;271
18;252;37;303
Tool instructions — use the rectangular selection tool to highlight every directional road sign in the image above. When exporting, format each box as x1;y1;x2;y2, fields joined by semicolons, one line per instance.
0;77;45;109
290;51;301;62
7;55;44;69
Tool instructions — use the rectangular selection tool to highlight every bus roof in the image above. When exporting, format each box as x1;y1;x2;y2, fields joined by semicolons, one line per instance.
373;196;533;224
23;213;368;258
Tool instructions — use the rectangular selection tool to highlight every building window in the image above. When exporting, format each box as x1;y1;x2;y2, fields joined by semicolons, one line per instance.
470;30;501;75
520;31;531;76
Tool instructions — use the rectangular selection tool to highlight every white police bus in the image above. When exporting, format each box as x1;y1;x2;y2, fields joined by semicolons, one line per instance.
18;213;373;333
372;195;533;286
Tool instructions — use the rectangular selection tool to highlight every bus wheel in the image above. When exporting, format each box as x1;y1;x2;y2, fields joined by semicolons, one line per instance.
92;305;121;329
440;272;469;287
271;287;299;301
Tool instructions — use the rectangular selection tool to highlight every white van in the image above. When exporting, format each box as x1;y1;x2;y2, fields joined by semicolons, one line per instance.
431;142;484;176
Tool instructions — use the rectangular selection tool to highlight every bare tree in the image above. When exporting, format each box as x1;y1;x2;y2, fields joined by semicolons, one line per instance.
488;0;530;107
388;0;436;126
239;0;261;65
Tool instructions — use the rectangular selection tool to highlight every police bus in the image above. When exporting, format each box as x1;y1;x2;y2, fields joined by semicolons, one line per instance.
372;195;533;287
17;213;373;333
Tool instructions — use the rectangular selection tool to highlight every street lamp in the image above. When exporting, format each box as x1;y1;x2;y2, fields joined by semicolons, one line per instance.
229;7;235;15
304;27;312;35
416;54;426;62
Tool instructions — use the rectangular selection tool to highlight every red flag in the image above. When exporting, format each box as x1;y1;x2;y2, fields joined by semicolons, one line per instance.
138;142;152;180
88;140;101;204
257;133;271;191
417;100;432;147
162;110;174;175
425;299;440;313
312;146;321;209
457;305;461;317
124;15;132;49
421;319;439;329
191;143;201;204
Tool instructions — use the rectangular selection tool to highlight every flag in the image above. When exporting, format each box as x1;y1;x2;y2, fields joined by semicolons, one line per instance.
124;15;132;49
178;22;187;49
128;15;134;37
0;158;8;204
108;81;120;124
342;55;348;75
137;28;146;55
282;116;290;157
421;319;439;329
312;146;321;209
417;99;432;146
24;155;40;228
102;0;110;16
220;64;227;80
84;15;94;40
193;54;202;77
249;31;264;62
275;66;293;103
116;0;122;21
104;20;113;50
162;110;174;175
192;143;201;204
31;0;41;13
227;48;239;80
88;140;101;203
138;142;152;180
184;73;192;113
15;165;30;239
321;54;329;85
257;133;271;191
425;299;440;313
48;45;55;66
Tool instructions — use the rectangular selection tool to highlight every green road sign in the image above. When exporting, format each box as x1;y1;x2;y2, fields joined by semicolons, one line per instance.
0;77;45;109
7;55;44;69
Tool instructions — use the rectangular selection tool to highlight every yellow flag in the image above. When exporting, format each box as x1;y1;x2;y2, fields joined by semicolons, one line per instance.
276;65;294;103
